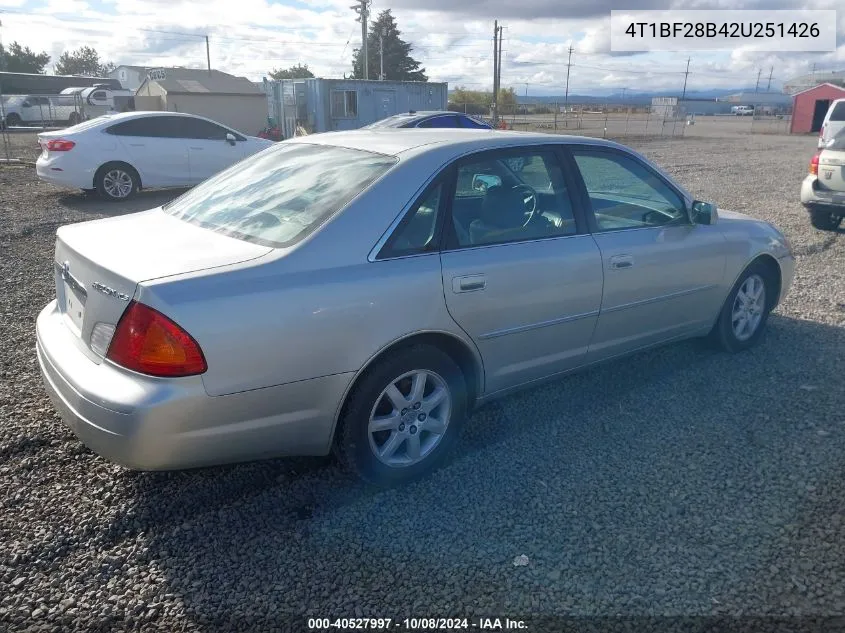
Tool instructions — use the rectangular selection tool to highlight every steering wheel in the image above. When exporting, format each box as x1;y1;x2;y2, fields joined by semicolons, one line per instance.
511;183;538;226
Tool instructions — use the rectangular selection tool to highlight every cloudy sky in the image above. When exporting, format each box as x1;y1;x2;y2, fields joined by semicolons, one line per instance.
0;0;843;95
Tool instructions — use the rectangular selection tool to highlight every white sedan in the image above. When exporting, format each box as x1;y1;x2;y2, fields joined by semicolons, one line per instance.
36;111;274;201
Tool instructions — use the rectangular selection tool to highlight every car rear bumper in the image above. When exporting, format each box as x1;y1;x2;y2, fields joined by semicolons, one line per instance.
36;156;91;190
801;175;845;211
36;300;352;470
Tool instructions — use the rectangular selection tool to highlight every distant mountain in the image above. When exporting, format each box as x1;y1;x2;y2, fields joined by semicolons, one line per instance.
447;87;761;105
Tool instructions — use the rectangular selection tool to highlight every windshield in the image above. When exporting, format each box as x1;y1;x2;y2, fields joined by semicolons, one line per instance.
163;142;397;248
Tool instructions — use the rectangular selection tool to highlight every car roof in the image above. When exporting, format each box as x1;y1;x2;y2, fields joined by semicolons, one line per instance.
288;128;620;158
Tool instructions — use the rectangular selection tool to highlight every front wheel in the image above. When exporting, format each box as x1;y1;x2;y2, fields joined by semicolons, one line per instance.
809;208;843;231
336;345;468;487
709;262;774;353
4;113;22;128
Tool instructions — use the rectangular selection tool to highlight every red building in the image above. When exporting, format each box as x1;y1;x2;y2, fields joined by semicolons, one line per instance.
790;82;845;134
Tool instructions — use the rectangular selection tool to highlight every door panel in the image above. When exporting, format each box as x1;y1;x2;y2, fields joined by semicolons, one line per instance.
588;226;727;362
441;237;603;393
108;116;191;188
568;146;728;362
440;147;602;394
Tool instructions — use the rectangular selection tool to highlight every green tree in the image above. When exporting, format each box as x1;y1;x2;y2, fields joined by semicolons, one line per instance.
351;9;426;81
269;63;315;80
54;46;114;76
449;86;517;112
0;41;51;74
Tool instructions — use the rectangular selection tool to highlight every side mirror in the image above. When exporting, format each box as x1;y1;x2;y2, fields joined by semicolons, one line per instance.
225;133;237;146
21;101;31;108
691;200;718;225
472;173;502;192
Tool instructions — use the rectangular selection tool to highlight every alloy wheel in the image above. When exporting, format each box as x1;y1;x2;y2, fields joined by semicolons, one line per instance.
367;369;452;467
731;274;766;342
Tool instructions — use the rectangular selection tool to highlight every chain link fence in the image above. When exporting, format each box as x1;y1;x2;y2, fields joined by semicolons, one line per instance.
0;92;86;162
451;101;793;139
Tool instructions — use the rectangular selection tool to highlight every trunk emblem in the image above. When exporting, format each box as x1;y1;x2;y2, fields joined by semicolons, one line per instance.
59;261;87;302
91;282;130;302
824;170;832;180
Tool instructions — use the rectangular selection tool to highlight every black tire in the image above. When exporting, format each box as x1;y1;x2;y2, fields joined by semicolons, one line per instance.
709;260;775;353
809;208;843;231
94;162;139;202
336;344;468;487
5;113;22;128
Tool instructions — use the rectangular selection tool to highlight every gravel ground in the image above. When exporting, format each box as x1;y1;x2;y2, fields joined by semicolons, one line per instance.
1;130;844;633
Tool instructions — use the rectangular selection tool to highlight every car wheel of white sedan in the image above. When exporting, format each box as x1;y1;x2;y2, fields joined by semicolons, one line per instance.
95;163;139;202
710;260;775;353
337;344;468;487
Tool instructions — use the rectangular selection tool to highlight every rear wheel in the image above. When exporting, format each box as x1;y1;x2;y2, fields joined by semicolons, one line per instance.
809;208;843;231
95;163;139;201
4;113;21;128
336;344;468;487
709;261;775;353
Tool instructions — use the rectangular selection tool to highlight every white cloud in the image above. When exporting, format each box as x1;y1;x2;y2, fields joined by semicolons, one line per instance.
0;0;842;94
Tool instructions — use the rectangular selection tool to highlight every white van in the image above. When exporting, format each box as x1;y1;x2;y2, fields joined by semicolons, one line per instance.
731;105;754;116
818;98;845;149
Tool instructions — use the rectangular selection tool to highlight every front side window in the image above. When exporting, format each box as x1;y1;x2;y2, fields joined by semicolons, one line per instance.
331;91;358;118
179;117;231;140
450;150;577;248
163;143;396;248
571;149;688;232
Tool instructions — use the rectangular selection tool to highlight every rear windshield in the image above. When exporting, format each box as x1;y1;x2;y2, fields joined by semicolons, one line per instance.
365;115;417;128
829;101;845;122
163;143;397;248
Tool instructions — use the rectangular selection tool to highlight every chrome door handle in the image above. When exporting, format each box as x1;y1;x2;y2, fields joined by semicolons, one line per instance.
190;147;203;150
453;275;486;293
609;255;634;270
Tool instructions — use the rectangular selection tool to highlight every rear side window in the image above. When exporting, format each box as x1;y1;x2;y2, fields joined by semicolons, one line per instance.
163;143;397;248
829;102;845;122
106;117;180;138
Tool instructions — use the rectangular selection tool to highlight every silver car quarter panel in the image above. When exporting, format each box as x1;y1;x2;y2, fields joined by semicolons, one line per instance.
36;301;349;469
137;252;464;398
441;235;604;394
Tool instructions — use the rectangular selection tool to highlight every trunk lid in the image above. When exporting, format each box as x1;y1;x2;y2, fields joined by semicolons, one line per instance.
817;149;845;193
53;208;272;355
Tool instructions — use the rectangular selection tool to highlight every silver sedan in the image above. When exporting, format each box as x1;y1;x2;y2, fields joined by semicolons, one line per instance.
36;130;795;486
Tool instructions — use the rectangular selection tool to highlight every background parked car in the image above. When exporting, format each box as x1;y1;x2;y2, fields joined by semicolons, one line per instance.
364;110;492;129
731;105;755;116
802;127;845;231
35;111;274;201
818;98;845;149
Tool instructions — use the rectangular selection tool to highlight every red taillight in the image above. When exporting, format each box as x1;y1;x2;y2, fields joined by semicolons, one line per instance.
44;139;75;152
106;301;207;377
810;152;819;176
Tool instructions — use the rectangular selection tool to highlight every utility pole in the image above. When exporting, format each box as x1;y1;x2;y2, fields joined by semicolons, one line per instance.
205;36;211;74
492;20;499;125
564;46;573;112
352;0;370;79
766;66;773;91
497;24;503;102
379;27;386;80
681;57;690;100
755;68;762;92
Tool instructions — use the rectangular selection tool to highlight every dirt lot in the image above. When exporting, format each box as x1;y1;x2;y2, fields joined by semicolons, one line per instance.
1;129;844;632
